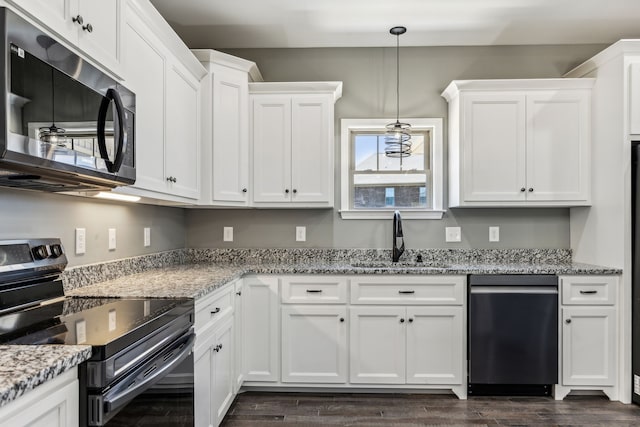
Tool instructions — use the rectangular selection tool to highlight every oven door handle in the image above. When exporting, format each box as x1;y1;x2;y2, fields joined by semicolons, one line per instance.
102;332;195;415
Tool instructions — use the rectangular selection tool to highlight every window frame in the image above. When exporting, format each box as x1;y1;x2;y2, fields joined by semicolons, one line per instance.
340;118;444;219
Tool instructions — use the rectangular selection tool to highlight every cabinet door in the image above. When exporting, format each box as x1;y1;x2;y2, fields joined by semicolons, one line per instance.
526;91;590;202
562;306;616;386
8;0;76;44
212;317;235;425
233;280;244;391
281;305;347;383
349;306;405;384
252;96;291;202
166;64;200;199
122;11;167;194
194;330;215;427
77;0;122;73
212;66;249;204
406;306;463;385
291;95;332;203
243;276;279;382
462;94;526;202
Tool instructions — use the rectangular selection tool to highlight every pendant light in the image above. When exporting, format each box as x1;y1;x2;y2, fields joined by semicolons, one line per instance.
385;26;411;158
39;67;66;145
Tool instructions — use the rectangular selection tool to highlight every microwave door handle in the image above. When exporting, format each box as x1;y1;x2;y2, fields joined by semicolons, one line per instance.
102;332;195;415
97;88;127;173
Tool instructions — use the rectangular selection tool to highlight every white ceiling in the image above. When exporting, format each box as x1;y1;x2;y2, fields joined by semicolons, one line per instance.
149;0;640;49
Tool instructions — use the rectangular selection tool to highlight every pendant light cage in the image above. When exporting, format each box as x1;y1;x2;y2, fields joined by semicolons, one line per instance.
385;26;411;158
39;67;66;145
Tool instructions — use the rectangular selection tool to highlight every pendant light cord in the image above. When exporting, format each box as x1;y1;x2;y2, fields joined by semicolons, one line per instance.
395;32;400;123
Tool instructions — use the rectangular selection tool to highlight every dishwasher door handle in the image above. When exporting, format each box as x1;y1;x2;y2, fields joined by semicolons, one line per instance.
470;286;558;294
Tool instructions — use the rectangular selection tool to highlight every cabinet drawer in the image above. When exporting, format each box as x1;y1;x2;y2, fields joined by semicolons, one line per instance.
561;276;617;305
195;281;235;332
350;276;465;305
281;276;348;304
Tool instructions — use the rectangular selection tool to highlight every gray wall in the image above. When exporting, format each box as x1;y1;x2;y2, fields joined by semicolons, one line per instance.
186;44;605;250
1;188;186;266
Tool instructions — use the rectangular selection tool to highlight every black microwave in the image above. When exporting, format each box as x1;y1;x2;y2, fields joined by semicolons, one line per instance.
0;8;135;192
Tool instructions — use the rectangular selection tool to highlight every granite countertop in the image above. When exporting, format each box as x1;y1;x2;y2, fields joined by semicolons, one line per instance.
66;260;622;300
0;345;91;408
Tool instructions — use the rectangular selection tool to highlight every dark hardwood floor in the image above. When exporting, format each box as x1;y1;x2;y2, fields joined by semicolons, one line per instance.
219;391;640;426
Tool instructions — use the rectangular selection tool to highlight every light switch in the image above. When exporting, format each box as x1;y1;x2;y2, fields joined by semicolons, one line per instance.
489;226;500;242
108;228;116;250
223;227;233;242
75;228;86;254
445;226;462;243
296;226;306;242
144;227;151;247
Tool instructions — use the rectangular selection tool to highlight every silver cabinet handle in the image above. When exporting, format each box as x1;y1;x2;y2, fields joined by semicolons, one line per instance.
579;290;598;295
306;289;322;293
210;307;221;315
398;290;415;294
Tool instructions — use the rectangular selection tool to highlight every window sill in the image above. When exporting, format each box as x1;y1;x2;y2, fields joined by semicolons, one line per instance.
339;210;445;220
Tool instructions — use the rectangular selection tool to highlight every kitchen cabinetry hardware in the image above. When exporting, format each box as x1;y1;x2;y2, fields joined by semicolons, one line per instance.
408;318;414;323
340;318;345;322
520;187;526;192
166;176;177;183
400;318;405;323
579;290;598;294
235;291;242;296
528;188;534;192
242;188;248;193
293;189;297;194
285;189;290;194
211;307;221;315
306;289;322;293
398;290;415;294
82;23;93;33
565;318;572;324
72;15;84;25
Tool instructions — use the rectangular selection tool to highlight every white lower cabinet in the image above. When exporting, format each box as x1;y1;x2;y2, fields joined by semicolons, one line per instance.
233;279;244;391
281;305;348;383
194;281;237;427
0;368;78;427
349;306;463;386
243;276;279;382
555;275;619;401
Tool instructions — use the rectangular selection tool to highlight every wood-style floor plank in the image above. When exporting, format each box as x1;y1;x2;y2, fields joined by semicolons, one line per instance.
220;392;640;427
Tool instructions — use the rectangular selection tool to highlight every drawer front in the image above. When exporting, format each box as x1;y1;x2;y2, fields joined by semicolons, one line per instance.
561;276;617;305
281;276;348;304
350;276;465;305
195;281;235;332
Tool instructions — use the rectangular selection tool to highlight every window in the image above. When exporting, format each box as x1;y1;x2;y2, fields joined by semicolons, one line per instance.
340;118;444;219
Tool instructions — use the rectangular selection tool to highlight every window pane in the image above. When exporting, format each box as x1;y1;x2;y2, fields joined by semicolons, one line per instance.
354;135;379;171
354;185;428;208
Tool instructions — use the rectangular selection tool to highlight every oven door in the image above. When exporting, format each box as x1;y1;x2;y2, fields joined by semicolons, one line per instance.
85;332;195;427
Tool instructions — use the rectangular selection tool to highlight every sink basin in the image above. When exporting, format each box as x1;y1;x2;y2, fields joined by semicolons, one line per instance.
349;261;449;269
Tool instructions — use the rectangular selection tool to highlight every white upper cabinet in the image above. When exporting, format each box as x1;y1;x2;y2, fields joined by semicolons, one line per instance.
250;82;342;208
194;50;263;206
442;79;594;207
629;62;640;135
116;0;205;203
8;0;123;75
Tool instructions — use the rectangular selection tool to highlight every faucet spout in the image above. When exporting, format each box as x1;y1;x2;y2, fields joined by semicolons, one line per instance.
392;210;405;262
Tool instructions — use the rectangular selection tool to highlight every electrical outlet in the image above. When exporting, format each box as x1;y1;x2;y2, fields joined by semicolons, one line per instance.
144;227;151;247
445;226;462;243
489;226;500;242
108;228;117;250
296;226;306;242
75;228;86;254
223;227;234;242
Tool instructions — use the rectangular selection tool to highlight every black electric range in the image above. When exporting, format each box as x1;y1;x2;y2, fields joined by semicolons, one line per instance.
0;238;195;426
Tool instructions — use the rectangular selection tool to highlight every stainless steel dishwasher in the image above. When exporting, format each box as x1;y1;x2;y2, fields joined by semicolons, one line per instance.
468;275;558;395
